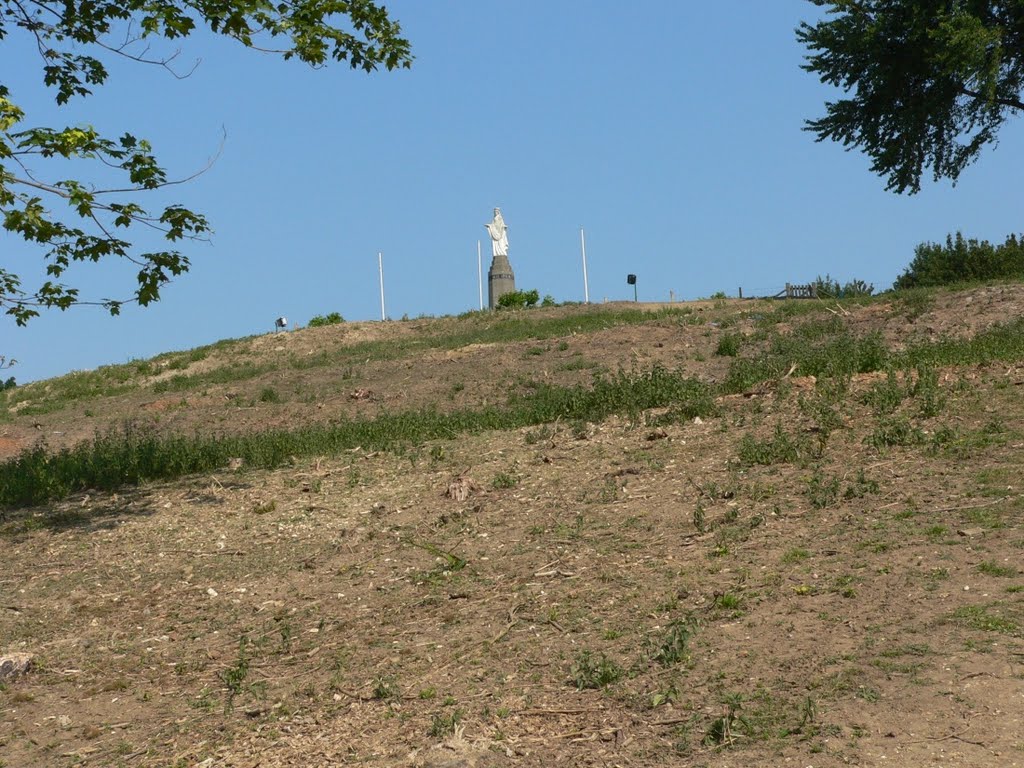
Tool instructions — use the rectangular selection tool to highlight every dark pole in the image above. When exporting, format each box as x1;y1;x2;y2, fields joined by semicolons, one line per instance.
633;283;638;302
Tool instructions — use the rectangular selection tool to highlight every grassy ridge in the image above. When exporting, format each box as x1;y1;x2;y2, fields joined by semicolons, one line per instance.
5;305;1024;511
153;307;704;393
0;367;715;508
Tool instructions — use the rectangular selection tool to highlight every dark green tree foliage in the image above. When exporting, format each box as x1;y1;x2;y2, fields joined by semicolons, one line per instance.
895;232;1024;288
799;2;1024;193
308;311;344;327
1;1;411;324
497;289;541;310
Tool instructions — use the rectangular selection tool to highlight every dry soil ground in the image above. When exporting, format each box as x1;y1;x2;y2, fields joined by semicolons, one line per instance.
1;287;1023;767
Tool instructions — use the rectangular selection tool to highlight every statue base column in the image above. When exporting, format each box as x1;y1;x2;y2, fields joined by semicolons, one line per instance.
488;253;516;309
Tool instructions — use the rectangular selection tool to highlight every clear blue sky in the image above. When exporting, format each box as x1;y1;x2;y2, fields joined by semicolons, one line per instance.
5;1;1024;383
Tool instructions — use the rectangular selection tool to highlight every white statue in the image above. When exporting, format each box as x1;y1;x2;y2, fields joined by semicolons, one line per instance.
485;207;509;258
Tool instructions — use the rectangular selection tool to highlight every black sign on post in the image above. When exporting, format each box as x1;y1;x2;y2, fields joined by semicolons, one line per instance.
626;274;637;302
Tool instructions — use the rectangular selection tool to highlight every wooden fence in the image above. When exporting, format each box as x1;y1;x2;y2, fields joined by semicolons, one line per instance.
771;283;818;300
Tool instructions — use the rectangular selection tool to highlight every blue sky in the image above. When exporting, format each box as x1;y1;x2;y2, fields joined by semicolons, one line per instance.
4;1;1024;383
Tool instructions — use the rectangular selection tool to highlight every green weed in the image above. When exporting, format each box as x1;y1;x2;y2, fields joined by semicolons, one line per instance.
651;621;694;667
715;333;743;357
737;425;808;466
428;709;462;738
949;604;1019;634
977;561;1017;578
372;675;401;702
866;418;925;451
782;547;811;564
492;472;519;489
861;370;904;415
570;650;622;690
806;469;841;509
220;637;250;711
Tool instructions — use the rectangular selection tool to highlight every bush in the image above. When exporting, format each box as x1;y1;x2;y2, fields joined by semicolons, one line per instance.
812;274;841;298
812;274;874;298
308;312;344;327
497;289;540;309
570;650;622;690
842;279;874;298
2;377;15;390
715;333;742;357
259;387;281;404
894;232;1024;289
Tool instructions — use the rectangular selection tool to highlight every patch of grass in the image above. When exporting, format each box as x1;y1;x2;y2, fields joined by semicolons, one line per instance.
910;365;945;417
726;313;1024;399
701;688;815;748
949;604;1019;634
964;504;1008;530
844;470;880;499
713;592;744;612
316;306;700;373
901;316;1024;369
153;362;276;393
0;365;722;508
569;650;622;690
715;333;743;357
723;325;887;393
737;424;808;466
879;643;932;658
893;288;934;320
259;387;281;404
492;472;519;489
1;365;140;416
557;357;599;372
781;547;811;564
977;561;1017;578
866;417;925;451
860;370;905;415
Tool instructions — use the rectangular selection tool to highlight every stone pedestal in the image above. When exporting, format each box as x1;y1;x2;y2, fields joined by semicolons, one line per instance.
488;254;516;309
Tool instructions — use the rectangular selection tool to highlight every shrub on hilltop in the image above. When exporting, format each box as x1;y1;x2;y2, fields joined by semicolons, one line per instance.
895;233;1024;289
308;312;344;328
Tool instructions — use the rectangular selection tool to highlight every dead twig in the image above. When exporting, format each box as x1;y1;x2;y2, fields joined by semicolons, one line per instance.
490;603;523;644
902;728;987;748
159;549;247;557
517;707;605;716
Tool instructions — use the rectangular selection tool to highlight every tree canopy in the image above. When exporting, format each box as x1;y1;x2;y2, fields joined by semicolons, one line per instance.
0;1;411;324
799;1;1024;193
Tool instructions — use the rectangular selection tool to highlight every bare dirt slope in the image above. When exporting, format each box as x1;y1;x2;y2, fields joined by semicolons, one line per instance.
2;286;1023;767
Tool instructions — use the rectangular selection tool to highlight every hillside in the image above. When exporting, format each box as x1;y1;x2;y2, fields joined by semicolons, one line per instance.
2;285;1024;767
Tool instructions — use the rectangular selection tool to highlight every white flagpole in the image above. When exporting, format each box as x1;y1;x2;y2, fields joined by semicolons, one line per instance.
477;240;484;310
580;226;590;304
378;251;386;321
